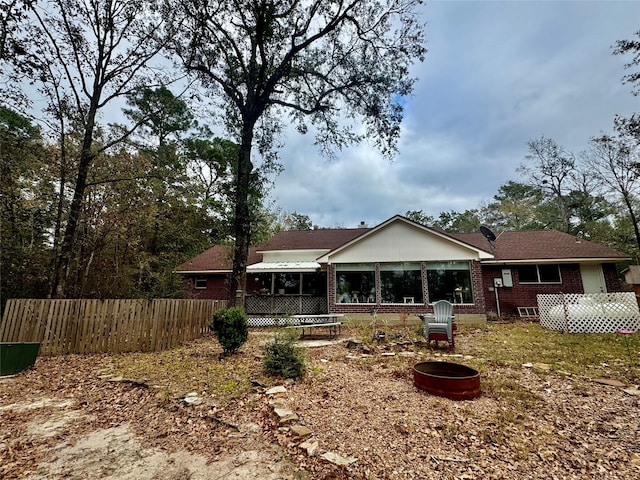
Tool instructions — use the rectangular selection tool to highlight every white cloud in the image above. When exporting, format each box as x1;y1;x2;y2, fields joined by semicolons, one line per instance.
267;0;640;228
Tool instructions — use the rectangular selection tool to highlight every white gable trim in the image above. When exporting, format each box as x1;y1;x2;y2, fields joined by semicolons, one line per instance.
316;215;493;263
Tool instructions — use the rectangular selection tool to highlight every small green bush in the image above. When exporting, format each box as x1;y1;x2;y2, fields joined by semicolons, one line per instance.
209;307;248;354
263;330;306;379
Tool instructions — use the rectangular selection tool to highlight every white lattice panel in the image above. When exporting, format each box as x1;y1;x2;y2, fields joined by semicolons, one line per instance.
248;316;297;327
538;292;640;333
245;296;327;316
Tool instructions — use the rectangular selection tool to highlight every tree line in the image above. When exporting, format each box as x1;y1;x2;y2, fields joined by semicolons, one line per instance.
1;1;638;306
0;90;317;304
406;123;640;263
405;31;640;262
1;0;426;305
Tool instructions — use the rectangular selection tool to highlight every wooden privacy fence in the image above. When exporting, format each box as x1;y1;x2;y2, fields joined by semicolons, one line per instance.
0;298;227;356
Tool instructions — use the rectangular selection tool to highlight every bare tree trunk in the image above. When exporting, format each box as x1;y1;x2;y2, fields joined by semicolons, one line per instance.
228;124;255;307
622;191;640;253
50;103;98;297
48;128;68;297
50;151;92;297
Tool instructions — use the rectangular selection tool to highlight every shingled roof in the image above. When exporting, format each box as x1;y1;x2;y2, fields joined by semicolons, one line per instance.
175;245;263;273
452;230;630;262
176;222;629;273
258;227;369;251
175;228;369;272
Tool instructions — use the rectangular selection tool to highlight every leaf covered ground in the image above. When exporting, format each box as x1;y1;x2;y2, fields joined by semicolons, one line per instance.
1;322;639;479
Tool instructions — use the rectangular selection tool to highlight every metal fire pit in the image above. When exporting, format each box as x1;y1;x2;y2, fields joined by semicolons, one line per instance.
413;361;481;400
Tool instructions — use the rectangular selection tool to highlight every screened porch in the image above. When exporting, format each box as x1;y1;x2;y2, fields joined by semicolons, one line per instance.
245;267;328;315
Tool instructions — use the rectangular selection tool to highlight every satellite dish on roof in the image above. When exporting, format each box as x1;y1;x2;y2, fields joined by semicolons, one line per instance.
480;226;497;251
480;226;497;242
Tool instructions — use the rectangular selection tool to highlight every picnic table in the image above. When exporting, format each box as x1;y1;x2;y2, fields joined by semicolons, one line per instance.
287;314;344;339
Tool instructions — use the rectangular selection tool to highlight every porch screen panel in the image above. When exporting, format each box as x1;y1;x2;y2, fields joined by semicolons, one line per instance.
251;273;272;294
335;264;375;303
426;261;473;304
275;273;299;294
380;263;423;303
302;272;326;295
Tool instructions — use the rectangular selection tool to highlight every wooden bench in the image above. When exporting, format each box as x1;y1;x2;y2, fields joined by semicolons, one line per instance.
287;314;344;339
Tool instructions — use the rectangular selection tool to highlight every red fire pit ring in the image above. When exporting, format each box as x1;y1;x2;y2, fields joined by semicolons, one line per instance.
413;361;481;400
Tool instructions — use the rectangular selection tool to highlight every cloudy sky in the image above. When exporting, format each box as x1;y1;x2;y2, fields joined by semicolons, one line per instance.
267;0;640;229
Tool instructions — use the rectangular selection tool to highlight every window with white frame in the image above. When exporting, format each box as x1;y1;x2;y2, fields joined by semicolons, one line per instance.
518;264;561;284
194;276;208;289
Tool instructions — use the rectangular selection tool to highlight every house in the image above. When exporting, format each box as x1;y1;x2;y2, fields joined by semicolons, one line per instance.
175;215;630;323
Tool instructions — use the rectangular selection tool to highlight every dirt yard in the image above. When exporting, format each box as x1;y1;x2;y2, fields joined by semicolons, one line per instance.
1;326;639;479
0;348;301;479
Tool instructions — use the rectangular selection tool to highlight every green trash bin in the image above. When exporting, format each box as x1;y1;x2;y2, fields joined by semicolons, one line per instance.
0;342;41;376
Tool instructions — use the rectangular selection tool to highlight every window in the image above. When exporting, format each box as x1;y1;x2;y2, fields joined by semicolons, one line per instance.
518;264;561;284
335;264;375;303
194;276;207;289
426;261;473;304
380;263;423;303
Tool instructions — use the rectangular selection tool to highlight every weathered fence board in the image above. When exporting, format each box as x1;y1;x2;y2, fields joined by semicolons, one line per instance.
0;299;227;355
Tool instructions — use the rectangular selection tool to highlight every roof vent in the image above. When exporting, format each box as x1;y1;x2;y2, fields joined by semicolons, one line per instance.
359;221;368;228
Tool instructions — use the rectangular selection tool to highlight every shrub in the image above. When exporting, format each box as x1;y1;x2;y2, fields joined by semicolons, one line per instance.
263;330;306;379
209;307;248;354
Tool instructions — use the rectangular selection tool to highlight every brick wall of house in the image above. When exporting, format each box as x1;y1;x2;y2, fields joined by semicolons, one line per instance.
328;261;487;315
183;275;229;300
482;263;624;317
181;262;623;315
603;263;623;291
468;260;487;314
482;264;582;317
